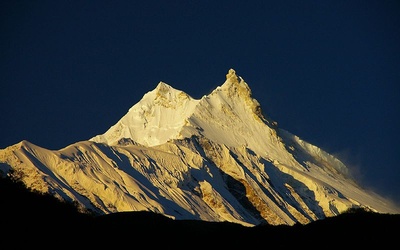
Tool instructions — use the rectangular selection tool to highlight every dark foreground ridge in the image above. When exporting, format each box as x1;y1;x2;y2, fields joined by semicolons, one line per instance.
1;176;398;248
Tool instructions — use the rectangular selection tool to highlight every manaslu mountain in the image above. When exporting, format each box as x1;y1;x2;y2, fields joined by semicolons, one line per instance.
1;69;399;228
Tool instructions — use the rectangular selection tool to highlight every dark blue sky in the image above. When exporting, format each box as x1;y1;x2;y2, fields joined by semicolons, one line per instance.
1;1;399;206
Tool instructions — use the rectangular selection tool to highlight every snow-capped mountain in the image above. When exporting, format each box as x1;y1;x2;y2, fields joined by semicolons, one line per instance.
1;69;399;227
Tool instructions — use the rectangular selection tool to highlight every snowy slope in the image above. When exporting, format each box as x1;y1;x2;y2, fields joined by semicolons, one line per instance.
1;69;399;227
90;81;199;146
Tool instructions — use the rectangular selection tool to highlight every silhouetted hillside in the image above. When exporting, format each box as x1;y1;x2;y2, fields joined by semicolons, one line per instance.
1;175;398;248
0;174;94;224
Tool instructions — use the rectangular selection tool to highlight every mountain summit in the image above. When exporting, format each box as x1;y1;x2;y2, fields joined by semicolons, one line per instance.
1;69;399;226
90;68;262;148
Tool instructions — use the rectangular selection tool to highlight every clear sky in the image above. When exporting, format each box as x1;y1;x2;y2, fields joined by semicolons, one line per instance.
1;1;399;206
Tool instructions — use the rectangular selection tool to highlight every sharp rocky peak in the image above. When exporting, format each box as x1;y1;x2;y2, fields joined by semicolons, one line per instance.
225;68;242;84
218;69;253;100
215;69;267;122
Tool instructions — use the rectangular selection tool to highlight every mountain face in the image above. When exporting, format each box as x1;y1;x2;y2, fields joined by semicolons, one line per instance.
1;69;399;226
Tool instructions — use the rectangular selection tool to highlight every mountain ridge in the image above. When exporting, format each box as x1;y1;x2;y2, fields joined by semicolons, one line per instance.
1;69;399;228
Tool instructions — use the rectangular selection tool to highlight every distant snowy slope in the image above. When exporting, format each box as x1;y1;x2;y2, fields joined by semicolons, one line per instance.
1;69;399;228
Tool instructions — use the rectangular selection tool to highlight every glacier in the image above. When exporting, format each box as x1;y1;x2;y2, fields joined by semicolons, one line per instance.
1;68;399;227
